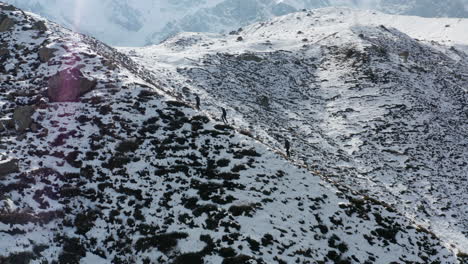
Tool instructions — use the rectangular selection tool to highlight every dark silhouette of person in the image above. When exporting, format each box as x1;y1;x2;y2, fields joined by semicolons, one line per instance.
195;95;200;110
221;107;228;124
285;139;290;157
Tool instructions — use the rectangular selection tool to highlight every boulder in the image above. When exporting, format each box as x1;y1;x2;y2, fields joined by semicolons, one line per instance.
13;106;35;132
238;54;263;62
0;159;19;178
33;21;47;32
257;95;270;107
0;119;14;132
47;68;97;102
38;47;58;62
0;48;8;57
0;15;14;32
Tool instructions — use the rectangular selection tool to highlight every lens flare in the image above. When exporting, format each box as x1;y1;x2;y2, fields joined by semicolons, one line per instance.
72;0;84;31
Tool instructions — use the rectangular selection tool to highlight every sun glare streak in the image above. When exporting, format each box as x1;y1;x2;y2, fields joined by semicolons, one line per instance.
72;0;84;32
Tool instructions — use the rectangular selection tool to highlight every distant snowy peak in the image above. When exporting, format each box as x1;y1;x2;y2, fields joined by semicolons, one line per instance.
3;0;468;46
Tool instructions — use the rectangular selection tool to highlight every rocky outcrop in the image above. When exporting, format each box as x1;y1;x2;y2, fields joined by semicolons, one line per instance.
33;21;47;32
38;47;57;63
0;159;19;178
0;15;14;32
0;4;18;12
12;106;35;132
0;119;14;132
47;68;97;102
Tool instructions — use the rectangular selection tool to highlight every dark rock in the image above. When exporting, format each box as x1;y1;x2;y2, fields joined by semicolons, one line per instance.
0;159;19;178
13;106;35;132
16;134;26;141
116;139;140;152
135;232;189;253
261;234;274;246
38;47;58;62
0;15;14;32
47;68;97;102
51;131;77;147
219;247;237;258
103;155;131;170
238;53;262;62
33;21;47;32
30;122;39;132
59;237;86;263
173;252;203;264
0;251;34;264
65;151;82;168
245;237;260;251
74;211;98;235
229;204;257;217
257;95;269;107
222;255;253;264
0;212;34;225
98;104;112;115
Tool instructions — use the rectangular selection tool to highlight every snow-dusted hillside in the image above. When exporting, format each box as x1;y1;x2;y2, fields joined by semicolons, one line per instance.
1;2;465;264
121;7;468;255
3;0;468;46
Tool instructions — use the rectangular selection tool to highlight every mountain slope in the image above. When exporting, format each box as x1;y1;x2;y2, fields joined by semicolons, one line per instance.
0;3;463;264
121;7;468;254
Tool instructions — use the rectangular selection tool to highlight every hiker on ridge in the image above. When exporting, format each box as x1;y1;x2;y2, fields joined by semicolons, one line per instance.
285;138;291;157
195;95;200;110
221;107;228;124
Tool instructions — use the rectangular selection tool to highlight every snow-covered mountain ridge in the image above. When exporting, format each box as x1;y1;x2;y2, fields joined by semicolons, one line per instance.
3;0;468;46
2;2;465;263
121;7;468;255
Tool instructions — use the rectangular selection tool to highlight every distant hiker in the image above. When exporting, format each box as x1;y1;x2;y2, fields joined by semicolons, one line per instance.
195;95;200;110
285;139;290;157
221;107;228;124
